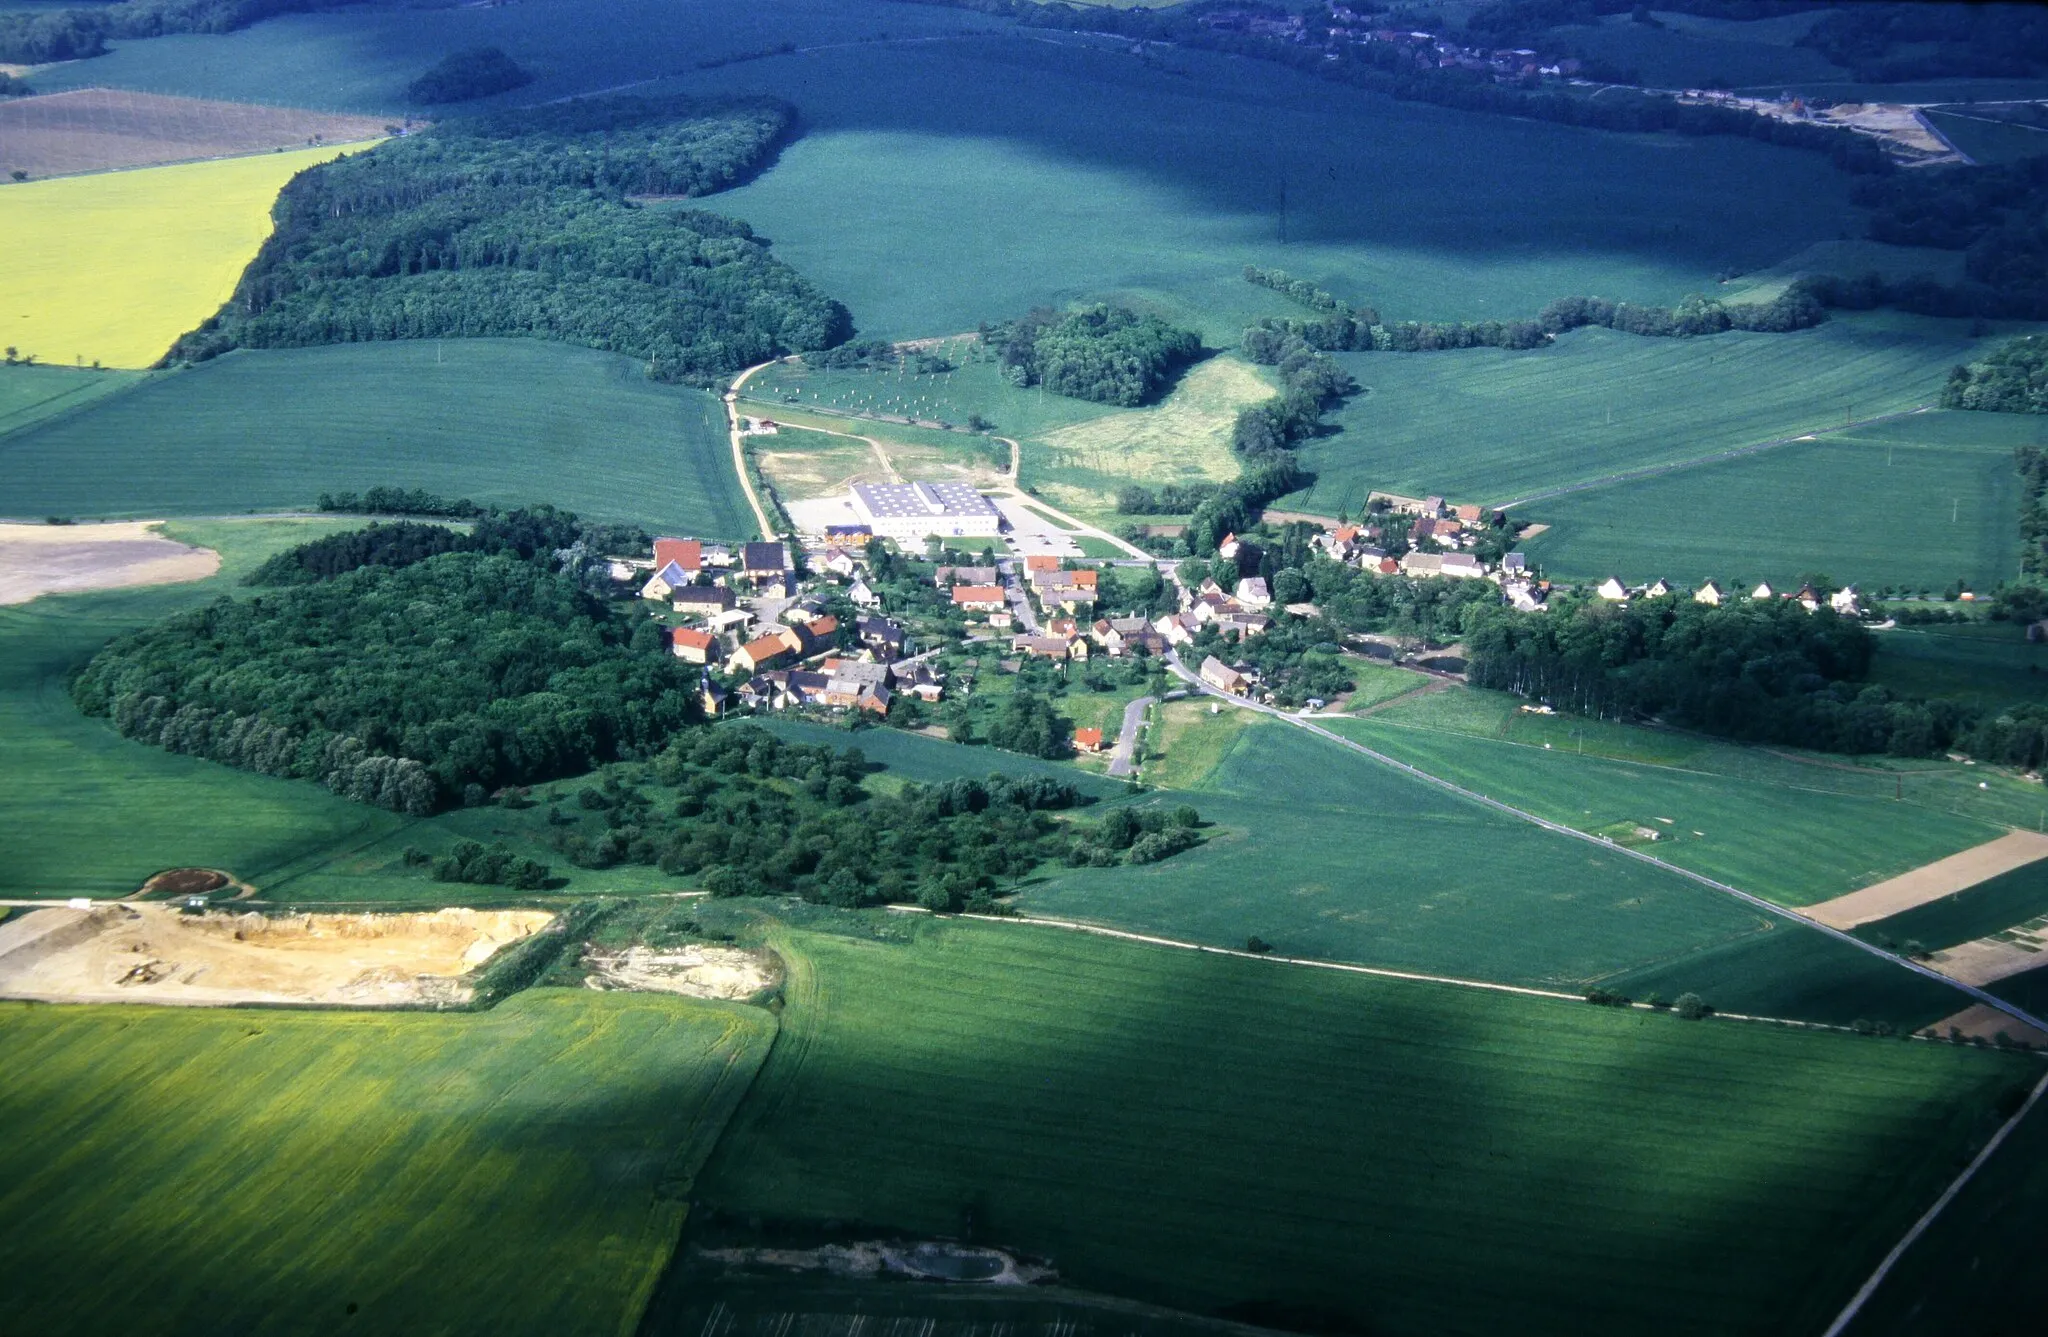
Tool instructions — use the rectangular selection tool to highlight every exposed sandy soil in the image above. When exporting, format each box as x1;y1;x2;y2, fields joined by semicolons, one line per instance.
0;905;553;1006
1930;1003;2048;1047
0;521;219;605
583;944;776;1000
1;88;391;178
1803;831;2048;929
1929;933;2048;987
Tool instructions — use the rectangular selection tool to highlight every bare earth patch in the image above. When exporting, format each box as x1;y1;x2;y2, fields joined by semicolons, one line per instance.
583;944;777;1000
1929;1003;2048;1047
1;88;391;178
1803;831;2048;929
0;520;219;605
1928;930;2048;987
0;905;554;1006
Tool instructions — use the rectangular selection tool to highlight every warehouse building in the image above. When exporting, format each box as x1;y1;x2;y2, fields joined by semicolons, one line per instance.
849;480;1005;541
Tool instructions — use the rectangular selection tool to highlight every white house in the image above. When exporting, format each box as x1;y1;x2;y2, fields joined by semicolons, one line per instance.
1596;577;1630;601
1830;586;1861;615
1751;582;1775;600
1694;580;1724;606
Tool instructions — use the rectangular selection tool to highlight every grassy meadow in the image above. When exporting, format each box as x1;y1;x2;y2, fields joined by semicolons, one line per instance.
0;142;376;369
1286;314;2004;514
693;916;2034;1337
1519;411;2036;591
0;341;751;535
0;990;774;1337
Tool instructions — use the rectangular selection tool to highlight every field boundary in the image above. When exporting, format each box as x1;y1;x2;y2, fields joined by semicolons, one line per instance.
1807;830;2048;929
1161;652;2048;1040
1820;1067;2048;1337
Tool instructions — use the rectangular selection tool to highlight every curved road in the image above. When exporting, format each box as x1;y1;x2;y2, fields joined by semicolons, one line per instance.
1106;695;1156;778
724;360;780;540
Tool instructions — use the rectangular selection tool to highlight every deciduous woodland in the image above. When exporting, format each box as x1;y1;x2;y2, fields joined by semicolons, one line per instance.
167;96;850;384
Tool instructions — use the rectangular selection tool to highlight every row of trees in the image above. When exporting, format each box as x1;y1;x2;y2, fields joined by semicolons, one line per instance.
73;545;701;811
984;305;1202;406
246;503;636;585
0;0;362;64
1242;266;1824;360
1115;481;1222;515
542;726;1202;909
165;96;851;385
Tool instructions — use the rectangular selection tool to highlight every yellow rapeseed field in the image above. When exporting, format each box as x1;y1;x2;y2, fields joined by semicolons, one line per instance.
0;142;378;369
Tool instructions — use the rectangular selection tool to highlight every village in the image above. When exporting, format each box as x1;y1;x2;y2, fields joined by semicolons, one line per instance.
611;476;1893;751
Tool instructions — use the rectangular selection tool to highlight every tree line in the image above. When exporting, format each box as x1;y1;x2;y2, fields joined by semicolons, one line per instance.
164;95;852;386
73;538;699;813
1241;265;1824;361
540;725;1203;910
983;304;1202;406
0;0;364;64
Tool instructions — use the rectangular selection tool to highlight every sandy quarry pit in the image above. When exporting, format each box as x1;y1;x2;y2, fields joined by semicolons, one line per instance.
0;521;220;606
0;905;554;1007
582;944;777;1000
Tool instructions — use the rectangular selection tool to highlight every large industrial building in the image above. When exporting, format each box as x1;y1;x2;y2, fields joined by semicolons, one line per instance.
848;480;1005;541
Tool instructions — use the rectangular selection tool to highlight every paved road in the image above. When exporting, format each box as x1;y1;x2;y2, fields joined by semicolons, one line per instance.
723;361;780;540
1160;653;2048;1039
995;558;1042;634
1106;695;1156;778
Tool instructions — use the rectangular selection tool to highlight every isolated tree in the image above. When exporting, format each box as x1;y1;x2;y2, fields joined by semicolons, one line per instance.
1674;992;1711;1021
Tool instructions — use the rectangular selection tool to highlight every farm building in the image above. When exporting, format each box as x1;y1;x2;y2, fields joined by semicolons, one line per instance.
952;585;1008;613
1200;656;1248;694
671;585;735;614
849;480;1004;540
668;628;715;663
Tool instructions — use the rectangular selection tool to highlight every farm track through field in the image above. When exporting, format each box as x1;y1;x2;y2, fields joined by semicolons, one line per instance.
725;361;778;540
1162;653;2048;1038
1494;405;1933;511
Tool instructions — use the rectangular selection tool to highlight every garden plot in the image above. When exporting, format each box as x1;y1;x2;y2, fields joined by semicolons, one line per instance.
0;904;552;1006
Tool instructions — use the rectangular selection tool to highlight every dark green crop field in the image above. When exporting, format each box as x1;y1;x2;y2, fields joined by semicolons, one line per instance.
1017;720;1971;1024
694;916;2033;1337
1322;716;2003;909
0;990;775;1337
1285;315;2004;515
1519;411;2038;591
1869;620;2048;712
0;364;143;441
1857;860;2048;955
0;341;750;536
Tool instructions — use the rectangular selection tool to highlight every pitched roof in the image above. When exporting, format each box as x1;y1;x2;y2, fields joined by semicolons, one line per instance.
670;627;715;651
1025;554;1060;572
737;633;791;662
742;541;789;571
952;584;1007;604
1074;727;1104;750
653;538;701;571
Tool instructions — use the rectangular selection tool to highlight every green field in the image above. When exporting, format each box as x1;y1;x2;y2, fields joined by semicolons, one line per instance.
1856;860;2048;954
0;341;750;536
1286;314;2008;514
1519;411;2036;590
0;990;773;1337
0;519;404;899
1844;1084;2048;1337
692;916;2033;1336
1869;620;2048;711
0;364;143;440
1550;8;1842;89
1322;715;2005;909
1019;718;1971;1024
1923;108;2048;166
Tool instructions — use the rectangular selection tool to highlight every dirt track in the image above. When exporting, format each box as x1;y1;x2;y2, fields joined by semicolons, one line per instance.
1803;831;2048;929
0;521;219;605
0;905;552;1006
